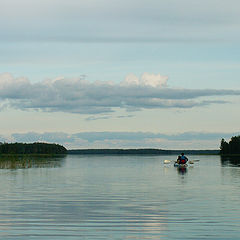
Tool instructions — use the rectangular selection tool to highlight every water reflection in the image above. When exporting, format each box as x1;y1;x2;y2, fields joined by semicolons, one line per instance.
0;155;239;239
221;155;240;167
177;166;188;175
0;155;66;169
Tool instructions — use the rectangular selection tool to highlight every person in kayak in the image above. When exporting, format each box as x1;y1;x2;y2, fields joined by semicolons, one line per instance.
176;155;181;164
178;152;188;164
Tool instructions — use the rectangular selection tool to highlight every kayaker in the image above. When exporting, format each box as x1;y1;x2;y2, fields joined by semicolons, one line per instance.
176;155;181;164
179;152;188;164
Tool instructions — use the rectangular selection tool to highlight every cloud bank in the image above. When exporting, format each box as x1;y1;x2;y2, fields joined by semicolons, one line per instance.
0;73;239;114
1;131;238;150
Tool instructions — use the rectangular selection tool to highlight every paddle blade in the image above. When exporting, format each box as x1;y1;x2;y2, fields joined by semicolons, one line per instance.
164;160;171;164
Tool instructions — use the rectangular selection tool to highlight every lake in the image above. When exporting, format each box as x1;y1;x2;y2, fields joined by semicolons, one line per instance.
0;154;239;239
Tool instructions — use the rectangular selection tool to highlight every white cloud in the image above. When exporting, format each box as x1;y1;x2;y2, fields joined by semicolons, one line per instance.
122;73;168;87
0;73;239;115
141;72;168;87
123;74;140;86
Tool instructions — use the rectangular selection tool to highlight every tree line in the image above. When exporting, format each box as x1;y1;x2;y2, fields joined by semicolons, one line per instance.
0;142;67;154
220;136;240;155
68;149;219;155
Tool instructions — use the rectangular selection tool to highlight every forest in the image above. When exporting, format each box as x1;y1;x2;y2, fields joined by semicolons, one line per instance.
0;142;67;154
220;136;240;155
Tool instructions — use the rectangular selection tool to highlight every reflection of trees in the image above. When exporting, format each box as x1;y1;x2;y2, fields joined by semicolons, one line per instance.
0;155;66;169
221;155;240;167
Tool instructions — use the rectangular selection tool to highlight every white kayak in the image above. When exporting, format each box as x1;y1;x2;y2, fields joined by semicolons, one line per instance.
164;159;195;165
174;163;188;167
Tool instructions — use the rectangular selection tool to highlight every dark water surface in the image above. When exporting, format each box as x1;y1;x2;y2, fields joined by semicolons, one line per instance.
0;154;240;239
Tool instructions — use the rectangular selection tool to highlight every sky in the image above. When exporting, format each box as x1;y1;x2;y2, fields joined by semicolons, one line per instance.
0;0;240;149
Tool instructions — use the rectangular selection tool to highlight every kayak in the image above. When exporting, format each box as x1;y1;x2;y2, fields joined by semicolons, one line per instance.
164;160;194;166
174;163;188;167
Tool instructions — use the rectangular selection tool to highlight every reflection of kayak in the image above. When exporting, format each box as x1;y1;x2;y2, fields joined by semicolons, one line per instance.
174;163;188;167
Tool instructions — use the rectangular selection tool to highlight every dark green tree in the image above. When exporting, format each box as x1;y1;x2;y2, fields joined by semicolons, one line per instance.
220;138;229;154
0;142;67;154
229;136;240;154
220;136;240;155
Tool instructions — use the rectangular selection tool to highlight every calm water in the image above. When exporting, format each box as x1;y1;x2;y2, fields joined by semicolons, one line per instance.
0;154;240;239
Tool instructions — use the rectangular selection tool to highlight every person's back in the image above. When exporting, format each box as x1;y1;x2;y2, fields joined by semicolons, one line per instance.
179;153;188;164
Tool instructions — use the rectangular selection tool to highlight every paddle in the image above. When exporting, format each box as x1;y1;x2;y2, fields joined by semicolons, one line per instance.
164;160;172;164
164;159;199;164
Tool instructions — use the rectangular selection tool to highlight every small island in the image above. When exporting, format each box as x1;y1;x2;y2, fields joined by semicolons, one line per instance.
0;142;67;155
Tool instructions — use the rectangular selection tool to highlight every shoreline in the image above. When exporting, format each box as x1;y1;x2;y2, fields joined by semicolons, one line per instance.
67;149;220;155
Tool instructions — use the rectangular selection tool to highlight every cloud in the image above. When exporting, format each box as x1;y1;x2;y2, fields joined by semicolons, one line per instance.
123;73;168;87
1;0;240;42
5;131;239;150
0;73;239;114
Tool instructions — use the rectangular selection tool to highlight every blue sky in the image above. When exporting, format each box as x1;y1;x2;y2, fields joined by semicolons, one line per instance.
0;0;240;149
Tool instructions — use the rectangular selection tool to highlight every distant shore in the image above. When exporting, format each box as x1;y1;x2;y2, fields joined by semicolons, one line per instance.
67;149;220;155
0;143;220;155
